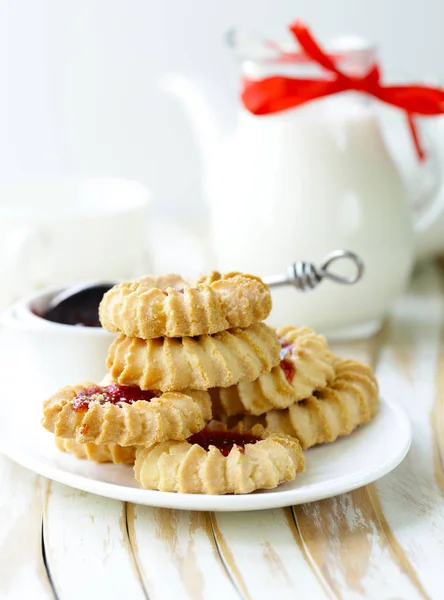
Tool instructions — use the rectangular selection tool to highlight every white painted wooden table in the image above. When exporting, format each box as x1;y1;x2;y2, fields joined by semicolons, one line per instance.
1;260;443;600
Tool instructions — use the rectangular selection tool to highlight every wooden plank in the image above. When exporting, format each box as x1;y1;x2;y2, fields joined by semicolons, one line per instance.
211;508;330;600
43;482;145;600
0;456;53;600
294;488;428;600
370;260;444;600
290;302;430;600
128;506;237;600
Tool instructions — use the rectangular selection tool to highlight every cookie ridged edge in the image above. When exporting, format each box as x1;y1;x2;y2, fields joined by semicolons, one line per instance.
233;358;379;449
266;358;378;448
107;323;281;392
212;325;335;416
55;437;137;464
134;421;304;494
99;271;272;339
42;383;212;447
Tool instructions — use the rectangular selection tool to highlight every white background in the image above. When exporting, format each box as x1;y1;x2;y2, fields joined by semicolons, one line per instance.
0;0;442;221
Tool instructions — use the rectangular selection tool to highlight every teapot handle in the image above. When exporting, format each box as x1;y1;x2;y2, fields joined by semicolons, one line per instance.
413;115;444;255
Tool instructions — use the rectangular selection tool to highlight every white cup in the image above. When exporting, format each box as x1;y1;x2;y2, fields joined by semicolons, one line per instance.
0;177;150;310
0;287;116;406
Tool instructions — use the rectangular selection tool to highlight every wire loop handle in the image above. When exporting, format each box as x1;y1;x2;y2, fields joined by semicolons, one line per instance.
263;250;364;291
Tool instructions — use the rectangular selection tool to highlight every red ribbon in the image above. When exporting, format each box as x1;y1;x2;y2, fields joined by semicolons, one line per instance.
241;21;444;160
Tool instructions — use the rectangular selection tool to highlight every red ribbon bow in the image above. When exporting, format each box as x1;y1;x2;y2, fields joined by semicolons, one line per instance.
241;21;444;160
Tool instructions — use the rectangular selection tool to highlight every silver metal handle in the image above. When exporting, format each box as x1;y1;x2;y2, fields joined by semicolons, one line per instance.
263;250;364;291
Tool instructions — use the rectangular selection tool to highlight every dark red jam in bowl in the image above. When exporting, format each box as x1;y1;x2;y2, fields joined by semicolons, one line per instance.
187;428;260;457
40;284;114;327
72;384;158;412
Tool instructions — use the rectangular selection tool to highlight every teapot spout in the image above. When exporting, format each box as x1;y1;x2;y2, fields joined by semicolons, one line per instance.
161;73;223;169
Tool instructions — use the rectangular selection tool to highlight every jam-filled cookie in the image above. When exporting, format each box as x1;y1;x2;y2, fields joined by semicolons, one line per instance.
265;358;378;448
106;323;280;392
42;383;211;447
231;359;378;449
55;437;137;464
134;421;304;494
99;271;272;339
211;325;335;417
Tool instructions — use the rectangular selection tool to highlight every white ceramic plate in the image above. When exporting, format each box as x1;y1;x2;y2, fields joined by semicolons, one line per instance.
0;395;411;511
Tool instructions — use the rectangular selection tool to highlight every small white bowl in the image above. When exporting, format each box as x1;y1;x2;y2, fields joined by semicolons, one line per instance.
0;286;116;401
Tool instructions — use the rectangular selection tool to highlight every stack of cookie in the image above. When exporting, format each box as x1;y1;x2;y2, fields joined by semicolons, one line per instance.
42;272;305;495
42;270;379;495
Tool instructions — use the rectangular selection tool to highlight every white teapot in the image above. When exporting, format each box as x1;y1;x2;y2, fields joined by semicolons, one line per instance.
165;23;444;338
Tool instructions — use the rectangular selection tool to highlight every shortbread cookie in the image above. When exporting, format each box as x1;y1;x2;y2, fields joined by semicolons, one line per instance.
107;323;281;392
211;325;335;416
234;359;378;448
99;271;272;339
55;437;137;464
134;421;304;494
42;383;211;446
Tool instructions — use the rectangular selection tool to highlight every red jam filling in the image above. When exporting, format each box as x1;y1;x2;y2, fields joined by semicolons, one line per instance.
280;338;293;349
280;358;295;383
187;428;260;457
279;338;295;382
72;384;157;412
